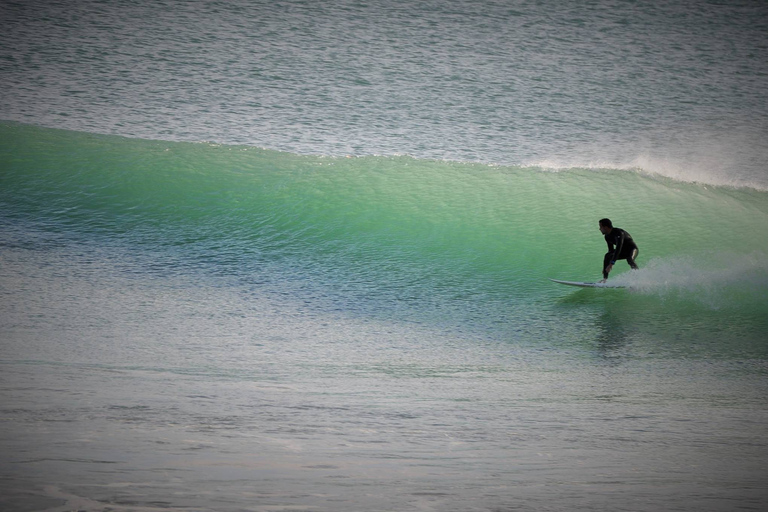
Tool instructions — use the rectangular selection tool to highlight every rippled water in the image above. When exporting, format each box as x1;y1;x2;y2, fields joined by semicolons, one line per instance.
2;0;767;186
2;239;767;511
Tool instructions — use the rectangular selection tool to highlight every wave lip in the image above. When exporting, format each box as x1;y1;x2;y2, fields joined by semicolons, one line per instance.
526;146;768;192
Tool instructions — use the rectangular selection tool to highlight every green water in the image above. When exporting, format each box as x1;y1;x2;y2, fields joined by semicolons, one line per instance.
2;122;768;355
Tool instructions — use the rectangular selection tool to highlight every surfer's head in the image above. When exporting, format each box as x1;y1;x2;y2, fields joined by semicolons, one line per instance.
599;218;613;234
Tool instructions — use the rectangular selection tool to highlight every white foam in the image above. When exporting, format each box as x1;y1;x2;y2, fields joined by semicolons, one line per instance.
525;127;768;191
611;252;768;308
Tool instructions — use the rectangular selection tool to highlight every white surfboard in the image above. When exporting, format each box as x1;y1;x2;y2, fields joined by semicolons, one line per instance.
549;278;625;289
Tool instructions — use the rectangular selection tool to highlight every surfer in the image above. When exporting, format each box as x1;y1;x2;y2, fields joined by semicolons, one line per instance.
598;218;638;282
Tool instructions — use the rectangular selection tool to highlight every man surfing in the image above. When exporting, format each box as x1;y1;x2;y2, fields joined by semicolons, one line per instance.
598;218;639;282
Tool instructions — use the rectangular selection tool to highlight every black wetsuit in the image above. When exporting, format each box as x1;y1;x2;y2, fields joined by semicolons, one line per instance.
603;228;639;279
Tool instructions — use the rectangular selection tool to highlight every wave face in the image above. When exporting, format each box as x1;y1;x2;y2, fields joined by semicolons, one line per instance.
2;123;768;352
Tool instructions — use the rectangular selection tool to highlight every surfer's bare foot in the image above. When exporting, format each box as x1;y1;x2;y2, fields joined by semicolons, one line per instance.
599;279;607;283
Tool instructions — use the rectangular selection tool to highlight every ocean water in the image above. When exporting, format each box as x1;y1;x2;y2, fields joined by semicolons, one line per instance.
2;1;768;511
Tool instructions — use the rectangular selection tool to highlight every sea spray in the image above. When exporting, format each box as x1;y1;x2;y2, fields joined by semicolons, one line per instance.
614;252;768;310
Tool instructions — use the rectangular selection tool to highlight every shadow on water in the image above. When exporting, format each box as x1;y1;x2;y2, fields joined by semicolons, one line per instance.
552;286;768;362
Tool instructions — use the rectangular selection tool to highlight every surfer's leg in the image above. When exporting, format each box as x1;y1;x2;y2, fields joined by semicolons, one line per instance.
627;247;639;269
